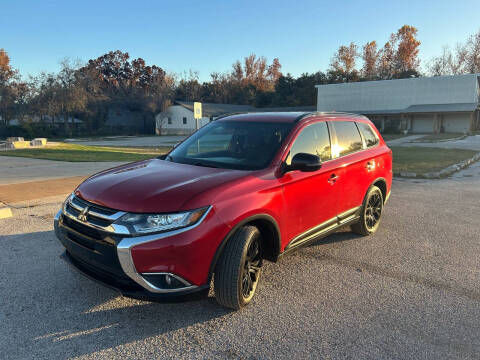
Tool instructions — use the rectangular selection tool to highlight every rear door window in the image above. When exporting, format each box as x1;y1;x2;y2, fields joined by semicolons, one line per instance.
357;122;379;147
332;121;363;157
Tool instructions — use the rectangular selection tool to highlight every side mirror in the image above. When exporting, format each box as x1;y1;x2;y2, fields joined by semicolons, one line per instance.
285;153;322;173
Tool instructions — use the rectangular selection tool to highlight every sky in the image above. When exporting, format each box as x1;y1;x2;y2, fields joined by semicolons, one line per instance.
2;0;480;81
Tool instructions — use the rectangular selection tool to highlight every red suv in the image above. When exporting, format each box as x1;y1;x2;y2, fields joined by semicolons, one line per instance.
55;112;392;309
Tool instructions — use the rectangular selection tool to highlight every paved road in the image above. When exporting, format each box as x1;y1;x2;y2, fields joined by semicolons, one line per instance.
1;167;479;359
0;156;126;185
67;136;186;147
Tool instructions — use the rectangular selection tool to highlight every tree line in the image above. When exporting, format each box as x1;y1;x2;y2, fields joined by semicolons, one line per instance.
1;25;479;137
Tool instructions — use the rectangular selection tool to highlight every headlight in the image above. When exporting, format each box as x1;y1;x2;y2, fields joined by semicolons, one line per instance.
114;207;209;235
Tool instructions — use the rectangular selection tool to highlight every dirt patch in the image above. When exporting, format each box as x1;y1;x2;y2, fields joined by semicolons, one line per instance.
0;176;87;204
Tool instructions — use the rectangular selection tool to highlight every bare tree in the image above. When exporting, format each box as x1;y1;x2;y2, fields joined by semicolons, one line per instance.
463;30;480;73
428;29;480;75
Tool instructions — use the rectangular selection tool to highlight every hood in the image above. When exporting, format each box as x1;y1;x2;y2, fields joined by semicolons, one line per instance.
75;159;248;213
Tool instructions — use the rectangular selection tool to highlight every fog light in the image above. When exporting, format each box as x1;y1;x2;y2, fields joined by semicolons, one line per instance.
142;273;190;290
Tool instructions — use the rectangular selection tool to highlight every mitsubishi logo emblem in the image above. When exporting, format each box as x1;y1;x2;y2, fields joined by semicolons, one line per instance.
78;206;89;222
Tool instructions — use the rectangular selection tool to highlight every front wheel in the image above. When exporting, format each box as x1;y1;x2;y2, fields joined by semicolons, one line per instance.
214;226;263;310
351;185;384;236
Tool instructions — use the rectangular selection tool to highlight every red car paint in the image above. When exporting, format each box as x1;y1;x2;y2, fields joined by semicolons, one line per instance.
62;112;392;293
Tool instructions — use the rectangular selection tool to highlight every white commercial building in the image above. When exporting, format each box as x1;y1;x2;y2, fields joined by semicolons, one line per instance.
316;74;480;133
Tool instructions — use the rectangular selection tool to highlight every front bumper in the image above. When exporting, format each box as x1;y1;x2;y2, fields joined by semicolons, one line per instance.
54;208;216;300
59;250;208;301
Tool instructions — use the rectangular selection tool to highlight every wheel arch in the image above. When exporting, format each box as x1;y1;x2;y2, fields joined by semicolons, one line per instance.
208;214;281;281
371;177;388;203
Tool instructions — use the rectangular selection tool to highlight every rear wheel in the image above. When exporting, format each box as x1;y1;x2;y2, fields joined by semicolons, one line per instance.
214;226;263;309
351;185;383;236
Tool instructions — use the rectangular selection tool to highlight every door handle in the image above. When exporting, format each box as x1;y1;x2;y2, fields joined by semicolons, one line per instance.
328;174;339;184
365;161;375;171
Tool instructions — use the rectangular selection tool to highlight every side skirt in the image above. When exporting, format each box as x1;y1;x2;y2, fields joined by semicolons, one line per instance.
281;206;361;255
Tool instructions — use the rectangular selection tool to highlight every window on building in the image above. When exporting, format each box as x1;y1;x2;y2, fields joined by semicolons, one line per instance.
183;117;187;125
332;121;363;157
167;117;172;125
286;122;331;165
357;122;379;147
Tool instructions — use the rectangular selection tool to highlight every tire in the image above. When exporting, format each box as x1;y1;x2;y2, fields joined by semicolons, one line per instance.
351;185;384;236
214;225;263;310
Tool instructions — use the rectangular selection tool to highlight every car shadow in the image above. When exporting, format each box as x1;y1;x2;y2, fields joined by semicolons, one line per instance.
1;230;232;358
305;226;363;247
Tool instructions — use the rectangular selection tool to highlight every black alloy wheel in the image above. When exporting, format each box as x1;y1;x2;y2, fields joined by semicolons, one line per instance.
352;185;384;236
365;191;382;231
214;225;263;309
241;236;262;301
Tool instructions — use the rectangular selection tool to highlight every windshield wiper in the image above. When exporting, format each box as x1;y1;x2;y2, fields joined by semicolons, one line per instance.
194;161;218;168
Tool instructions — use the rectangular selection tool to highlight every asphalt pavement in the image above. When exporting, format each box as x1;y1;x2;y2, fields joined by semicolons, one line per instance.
0;156;126;185
1;169;479;359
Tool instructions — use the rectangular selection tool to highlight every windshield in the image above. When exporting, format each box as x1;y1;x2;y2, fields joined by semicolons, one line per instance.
166;121;293;170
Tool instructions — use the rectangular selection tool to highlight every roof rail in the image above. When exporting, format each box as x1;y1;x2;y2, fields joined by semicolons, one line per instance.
294;112;315;122
294;111;367;122
213;112;249;121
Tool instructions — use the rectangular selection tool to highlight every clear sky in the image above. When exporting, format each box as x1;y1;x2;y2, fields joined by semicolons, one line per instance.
2;0;480;81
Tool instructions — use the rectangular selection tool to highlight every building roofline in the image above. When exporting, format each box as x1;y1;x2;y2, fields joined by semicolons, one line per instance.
315;73;480;88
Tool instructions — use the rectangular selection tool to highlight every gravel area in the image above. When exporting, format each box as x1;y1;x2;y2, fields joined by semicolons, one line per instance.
1;171;479;359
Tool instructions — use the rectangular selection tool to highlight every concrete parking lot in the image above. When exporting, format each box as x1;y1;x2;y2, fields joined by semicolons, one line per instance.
1;163;479;359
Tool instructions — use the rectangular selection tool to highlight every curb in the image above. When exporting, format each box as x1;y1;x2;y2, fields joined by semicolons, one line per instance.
0;207;13;219
394;152;480;179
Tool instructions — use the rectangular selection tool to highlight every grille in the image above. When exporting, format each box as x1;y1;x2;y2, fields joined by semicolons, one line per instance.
66;251;141;290
63;195;126;235
63;215;103;240
71;196;117;216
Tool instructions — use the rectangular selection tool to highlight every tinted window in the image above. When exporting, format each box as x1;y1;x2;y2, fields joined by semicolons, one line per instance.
358;122;379;147
332;121;363;157
286;122;331;164
167;121;293;170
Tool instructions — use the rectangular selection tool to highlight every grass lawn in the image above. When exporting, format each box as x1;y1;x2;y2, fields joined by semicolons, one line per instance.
0;143;172;162
391;146;478;175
